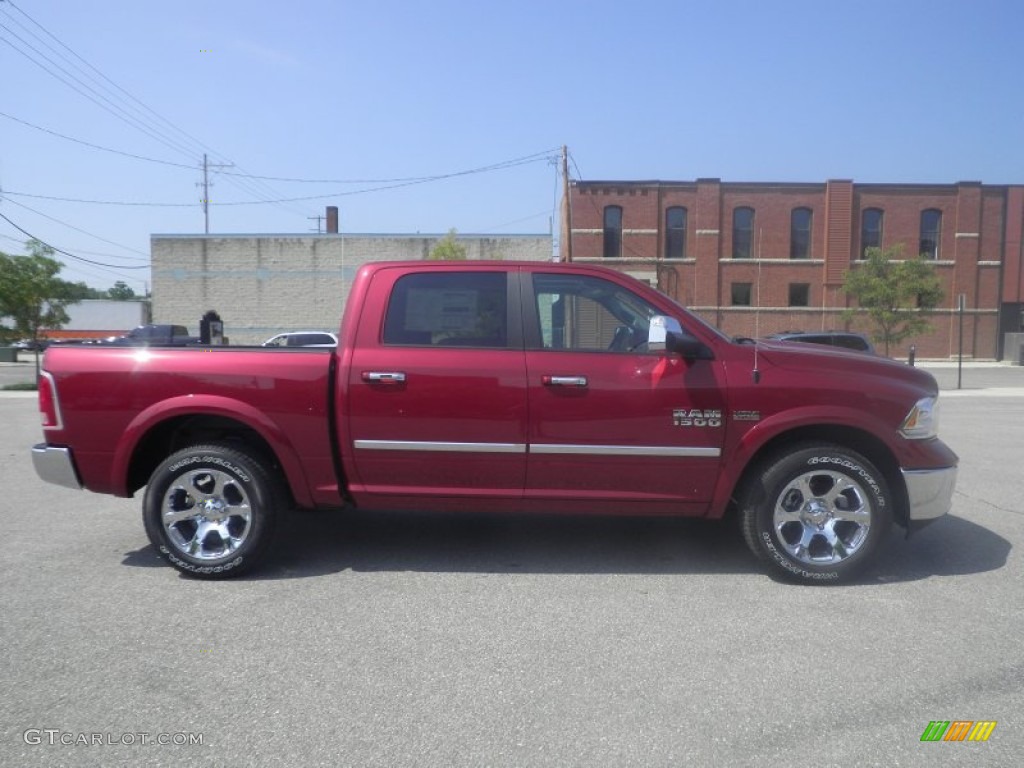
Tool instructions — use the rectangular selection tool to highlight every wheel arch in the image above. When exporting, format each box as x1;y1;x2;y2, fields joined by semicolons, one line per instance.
116;400;309;506
127;415;273;491
723;424;909;528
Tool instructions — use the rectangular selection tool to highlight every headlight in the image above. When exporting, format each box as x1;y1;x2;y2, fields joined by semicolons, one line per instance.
900;396;940;439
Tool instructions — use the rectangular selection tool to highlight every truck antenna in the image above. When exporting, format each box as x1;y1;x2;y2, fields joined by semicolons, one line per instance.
752;228;762;383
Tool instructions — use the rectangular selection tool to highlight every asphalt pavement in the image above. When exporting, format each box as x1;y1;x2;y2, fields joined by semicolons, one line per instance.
0;371;1021;767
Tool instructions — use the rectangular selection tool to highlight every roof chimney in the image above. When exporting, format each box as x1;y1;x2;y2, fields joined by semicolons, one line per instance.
326;206;339;234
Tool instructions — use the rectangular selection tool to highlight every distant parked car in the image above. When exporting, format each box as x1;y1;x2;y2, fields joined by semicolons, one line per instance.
11;339;49;351
764;331;877;355
261;331;338;348
95;325;201;347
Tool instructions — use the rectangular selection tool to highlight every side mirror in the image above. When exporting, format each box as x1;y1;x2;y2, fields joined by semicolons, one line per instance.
648;315;683;351
667;332;715;360
649;315;714;360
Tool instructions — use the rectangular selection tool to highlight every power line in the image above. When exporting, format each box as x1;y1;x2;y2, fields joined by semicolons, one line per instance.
1;230;145;285
0;152;557;207
568;152;584;182
0;196;150;258
569;152;648;260
0;110;197;169
0;0;313;220
198;153;234;233
0;210;149;269
1;1;552;226
476;209;551;232
0;230;140;262
0;112;558;188
0;21;202;160
212;148;561;184
2;0;213;156
1;191;195;208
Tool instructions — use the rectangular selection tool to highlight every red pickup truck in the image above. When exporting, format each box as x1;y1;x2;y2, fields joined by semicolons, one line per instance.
31;261;957;583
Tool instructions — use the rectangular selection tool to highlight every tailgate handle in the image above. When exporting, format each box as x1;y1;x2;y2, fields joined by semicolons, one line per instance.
362;371;406;383
542;375;588;387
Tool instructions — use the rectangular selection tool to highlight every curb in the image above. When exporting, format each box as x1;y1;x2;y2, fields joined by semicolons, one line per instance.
940;388;1024;398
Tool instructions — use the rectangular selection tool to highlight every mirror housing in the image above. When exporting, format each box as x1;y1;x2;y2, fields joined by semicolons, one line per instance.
667;332;715;360
649;315;714;360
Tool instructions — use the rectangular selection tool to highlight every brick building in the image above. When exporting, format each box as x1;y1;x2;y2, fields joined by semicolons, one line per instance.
566;179;1024;359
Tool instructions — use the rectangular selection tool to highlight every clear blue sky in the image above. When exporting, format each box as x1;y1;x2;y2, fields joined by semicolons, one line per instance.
2;0;1021;294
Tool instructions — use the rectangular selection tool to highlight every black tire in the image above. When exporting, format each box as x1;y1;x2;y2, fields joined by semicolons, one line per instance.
739;443;892;584
142;443;283;578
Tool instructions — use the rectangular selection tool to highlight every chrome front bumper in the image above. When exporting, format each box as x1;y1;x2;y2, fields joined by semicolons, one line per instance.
32;444;82;490
902;465;957;522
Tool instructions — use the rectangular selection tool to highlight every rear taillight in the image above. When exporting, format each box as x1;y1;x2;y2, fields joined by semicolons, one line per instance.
38;371;63;430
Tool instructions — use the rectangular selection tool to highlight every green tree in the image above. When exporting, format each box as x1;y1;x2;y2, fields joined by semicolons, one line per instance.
427;228;468;260
842;244;944;355
0;240;78;371
107;281;137;300
64;282;107;301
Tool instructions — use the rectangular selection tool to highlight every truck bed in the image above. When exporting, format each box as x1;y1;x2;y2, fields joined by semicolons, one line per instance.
40;345;340;506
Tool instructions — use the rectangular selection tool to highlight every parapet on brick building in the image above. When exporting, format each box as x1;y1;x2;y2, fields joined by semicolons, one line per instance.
566;179;1024;359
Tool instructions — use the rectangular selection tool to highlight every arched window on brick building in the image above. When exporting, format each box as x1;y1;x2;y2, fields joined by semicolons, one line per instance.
861;208;884;258
733;207;754;259
920;209;942;259
603;205;623;258
790;207;812;259
665;207;687;259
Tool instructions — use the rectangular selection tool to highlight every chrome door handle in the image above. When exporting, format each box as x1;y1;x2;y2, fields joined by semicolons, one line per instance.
542;375;588;387
362;371;406;383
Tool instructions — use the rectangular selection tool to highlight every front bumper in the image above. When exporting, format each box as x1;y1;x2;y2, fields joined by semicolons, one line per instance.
902;465;957;525
32;444;82;490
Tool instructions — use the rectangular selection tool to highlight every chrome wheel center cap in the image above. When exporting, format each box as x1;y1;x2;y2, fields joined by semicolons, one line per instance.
804;500;831;527
200;498;227;519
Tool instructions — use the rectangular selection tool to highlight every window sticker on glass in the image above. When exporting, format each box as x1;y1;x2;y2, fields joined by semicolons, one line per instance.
405;289;479;333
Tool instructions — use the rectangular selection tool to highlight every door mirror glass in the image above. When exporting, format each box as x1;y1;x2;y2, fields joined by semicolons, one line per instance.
648;315;683;351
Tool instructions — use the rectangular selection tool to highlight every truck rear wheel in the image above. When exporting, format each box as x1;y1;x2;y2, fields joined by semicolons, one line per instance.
142;443;282;578
739;443;892;584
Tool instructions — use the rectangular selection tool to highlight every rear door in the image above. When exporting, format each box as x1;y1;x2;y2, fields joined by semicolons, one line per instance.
345;266;528;499
522;270;726;506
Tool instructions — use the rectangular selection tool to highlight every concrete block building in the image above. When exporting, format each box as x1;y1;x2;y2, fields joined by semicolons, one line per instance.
151;233;552;345
567;179;1024;359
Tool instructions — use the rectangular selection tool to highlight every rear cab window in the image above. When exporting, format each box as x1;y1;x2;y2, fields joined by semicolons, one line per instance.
383;272;509;348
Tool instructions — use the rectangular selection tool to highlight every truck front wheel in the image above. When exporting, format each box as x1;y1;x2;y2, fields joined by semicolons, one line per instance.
142;444;282;578
739;444;893;584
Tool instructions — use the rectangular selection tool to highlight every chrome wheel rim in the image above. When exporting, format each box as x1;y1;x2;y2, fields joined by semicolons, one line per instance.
773;469;872;565
162;469;252;560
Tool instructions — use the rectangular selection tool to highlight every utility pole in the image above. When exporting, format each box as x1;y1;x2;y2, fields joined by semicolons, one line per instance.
308;215;325;233
561;145;573;262
197;153;234;234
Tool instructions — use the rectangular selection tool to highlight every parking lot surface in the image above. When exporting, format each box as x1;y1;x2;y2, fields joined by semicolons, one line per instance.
0;384;1021;767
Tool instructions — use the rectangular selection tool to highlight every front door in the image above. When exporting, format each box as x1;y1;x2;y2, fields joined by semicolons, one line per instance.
523;271;725;507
